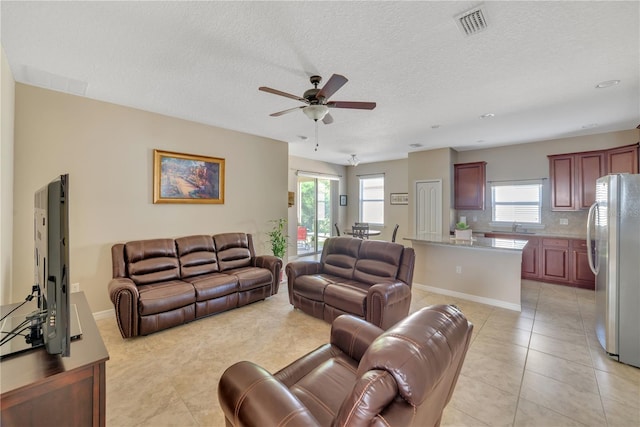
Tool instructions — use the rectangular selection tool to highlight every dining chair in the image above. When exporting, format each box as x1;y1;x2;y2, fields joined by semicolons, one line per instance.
334;223;340;236
352;223;369;239
392;224;399;242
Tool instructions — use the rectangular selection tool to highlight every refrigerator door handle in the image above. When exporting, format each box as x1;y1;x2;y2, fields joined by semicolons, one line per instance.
587;201;599;275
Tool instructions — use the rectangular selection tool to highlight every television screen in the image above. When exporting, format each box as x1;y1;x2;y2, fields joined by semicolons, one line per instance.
34;174;70;356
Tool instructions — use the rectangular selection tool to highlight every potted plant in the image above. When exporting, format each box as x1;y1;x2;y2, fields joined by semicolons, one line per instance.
268;218;288;259
454;222;472;240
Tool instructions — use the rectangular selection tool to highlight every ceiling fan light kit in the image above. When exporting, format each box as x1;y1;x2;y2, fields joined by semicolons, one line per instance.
348;154;360;166
303;104;329;121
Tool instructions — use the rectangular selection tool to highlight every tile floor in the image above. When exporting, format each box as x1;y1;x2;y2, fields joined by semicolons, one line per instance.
97;279;639;426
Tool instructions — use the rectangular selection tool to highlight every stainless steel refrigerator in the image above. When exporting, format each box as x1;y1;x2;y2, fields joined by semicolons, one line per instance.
587;173;640;368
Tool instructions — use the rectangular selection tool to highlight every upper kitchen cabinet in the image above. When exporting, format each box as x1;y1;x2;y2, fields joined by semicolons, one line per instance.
607;143;639;174
454;161;486;210
549;143;639;211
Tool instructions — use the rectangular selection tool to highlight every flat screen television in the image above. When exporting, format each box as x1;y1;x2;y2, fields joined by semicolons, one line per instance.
34;174;71;356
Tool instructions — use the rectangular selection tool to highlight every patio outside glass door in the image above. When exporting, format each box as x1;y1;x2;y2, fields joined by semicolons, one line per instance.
297;176;333;255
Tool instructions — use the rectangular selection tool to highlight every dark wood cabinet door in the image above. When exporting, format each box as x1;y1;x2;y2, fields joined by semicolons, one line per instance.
521;237;540;279
541;238;569;282
454;162;486;210
549;155;575;211
607;143;639;174
570;239;595;289
576;152;605;209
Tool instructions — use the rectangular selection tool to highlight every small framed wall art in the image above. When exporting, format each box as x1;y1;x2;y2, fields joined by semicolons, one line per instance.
153;149;225;204
390;193;409;205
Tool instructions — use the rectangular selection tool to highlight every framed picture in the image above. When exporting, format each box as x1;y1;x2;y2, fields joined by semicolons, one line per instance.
153;149;225;204
390;192;409;205
339;195;347;206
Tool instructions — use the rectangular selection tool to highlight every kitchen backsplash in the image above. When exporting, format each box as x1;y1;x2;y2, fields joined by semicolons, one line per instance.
457;208;589;238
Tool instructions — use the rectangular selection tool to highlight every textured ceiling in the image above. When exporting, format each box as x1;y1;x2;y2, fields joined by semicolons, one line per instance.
2;1;639;165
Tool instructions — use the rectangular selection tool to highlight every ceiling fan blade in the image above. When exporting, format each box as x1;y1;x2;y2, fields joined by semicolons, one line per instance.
316;74;348;100
322;113;334;125
259;86;308;103
327;101;377;110
270;106;305;117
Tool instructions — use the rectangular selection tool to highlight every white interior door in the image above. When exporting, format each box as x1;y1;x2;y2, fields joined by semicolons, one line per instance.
416;180;442;235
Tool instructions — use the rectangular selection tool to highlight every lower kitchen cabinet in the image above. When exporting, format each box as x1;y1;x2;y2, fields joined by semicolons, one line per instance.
484;233;595;289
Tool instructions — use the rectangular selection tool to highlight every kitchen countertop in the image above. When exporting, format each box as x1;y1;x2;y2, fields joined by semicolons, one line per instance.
405;233;528;252
473;230;587;239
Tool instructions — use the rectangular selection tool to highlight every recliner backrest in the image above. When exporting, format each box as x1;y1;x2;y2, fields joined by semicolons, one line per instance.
320;237;362;280
214;233;254;271
353;239;403;284
334;305;473;426
123;238;180;285
176;235;219;278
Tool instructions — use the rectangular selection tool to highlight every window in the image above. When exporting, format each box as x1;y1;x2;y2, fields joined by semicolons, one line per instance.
359;174;384;224
491;181;542;224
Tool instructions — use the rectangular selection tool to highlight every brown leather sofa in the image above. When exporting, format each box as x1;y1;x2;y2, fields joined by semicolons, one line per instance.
218;304;473;427
108;233;282;338
285;237;415;329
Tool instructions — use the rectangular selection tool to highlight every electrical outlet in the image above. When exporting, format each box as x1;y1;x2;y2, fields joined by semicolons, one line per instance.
560;218;569;225
455;266;462;274
71;282;80;293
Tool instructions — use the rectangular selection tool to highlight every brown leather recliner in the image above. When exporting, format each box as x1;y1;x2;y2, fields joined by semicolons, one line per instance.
218;304;473;427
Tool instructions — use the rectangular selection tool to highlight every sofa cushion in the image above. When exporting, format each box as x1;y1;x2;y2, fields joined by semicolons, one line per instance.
137;280;195;316
176;235;219;278
225;266;272;291
125;239;180;285
214;233;253;271
324;283;368;317
182;272;238;301
321;237;362;280
353;240;403;285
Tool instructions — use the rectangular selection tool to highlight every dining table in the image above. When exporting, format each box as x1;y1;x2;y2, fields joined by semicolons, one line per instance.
344;229;382;237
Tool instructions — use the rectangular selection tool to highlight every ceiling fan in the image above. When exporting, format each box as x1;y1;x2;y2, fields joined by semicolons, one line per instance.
259;74;376;124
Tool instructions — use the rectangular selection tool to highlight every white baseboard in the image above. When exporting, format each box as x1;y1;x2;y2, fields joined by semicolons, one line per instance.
93;308;115;320
413;282;521;312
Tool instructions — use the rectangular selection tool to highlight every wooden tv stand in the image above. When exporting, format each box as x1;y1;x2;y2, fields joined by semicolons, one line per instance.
0;292;109;427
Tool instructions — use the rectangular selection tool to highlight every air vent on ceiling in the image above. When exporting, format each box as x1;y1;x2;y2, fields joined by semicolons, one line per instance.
455;6;488;36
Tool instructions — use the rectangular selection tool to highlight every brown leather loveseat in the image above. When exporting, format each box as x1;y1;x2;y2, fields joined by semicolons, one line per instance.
285;237;415;329
218;304;473;426
108;233;281;338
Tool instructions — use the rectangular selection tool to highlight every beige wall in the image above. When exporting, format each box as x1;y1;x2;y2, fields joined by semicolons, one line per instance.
346;158;409;242
1;46;16;305
12;84;288;313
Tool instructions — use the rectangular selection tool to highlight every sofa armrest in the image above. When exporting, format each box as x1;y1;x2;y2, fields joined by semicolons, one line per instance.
253;255;283;295
330;315;384;361
285;261;323;303
218;361;320;427
108;277;140;338
367;281;412;330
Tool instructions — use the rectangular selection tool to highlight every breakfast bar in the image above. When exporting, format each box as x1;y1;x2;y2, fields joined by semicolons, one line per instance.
405;234;528;311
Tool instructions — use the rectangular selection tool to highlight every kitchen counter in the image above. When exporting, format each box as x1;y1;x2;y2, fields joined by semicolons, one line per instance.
473;230;587;240
406;233;528;252
405;233;524;311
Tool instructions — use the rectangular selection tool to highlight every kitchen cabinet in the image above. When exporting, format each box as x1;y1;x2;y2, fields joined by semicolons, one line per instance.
454;161;486;210
549;143;639;211
541;238;569;283
483;233;594;288
570;239;596;290
607;144;639;174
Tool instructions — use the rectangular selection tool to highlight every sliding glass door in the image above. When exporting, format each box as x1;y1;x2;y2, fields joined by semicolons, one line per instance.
297;176;334;255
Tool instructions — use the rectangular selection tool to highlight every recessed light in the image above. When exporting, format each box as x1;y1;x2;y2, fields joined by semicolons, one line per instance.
595;80;620;89
480;113;495;119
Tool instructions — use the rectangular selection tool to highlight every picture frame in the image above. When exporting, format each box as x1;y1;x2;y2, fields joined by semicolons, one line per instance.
153;149;225;204
390;192;409;205
339;195;347;206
